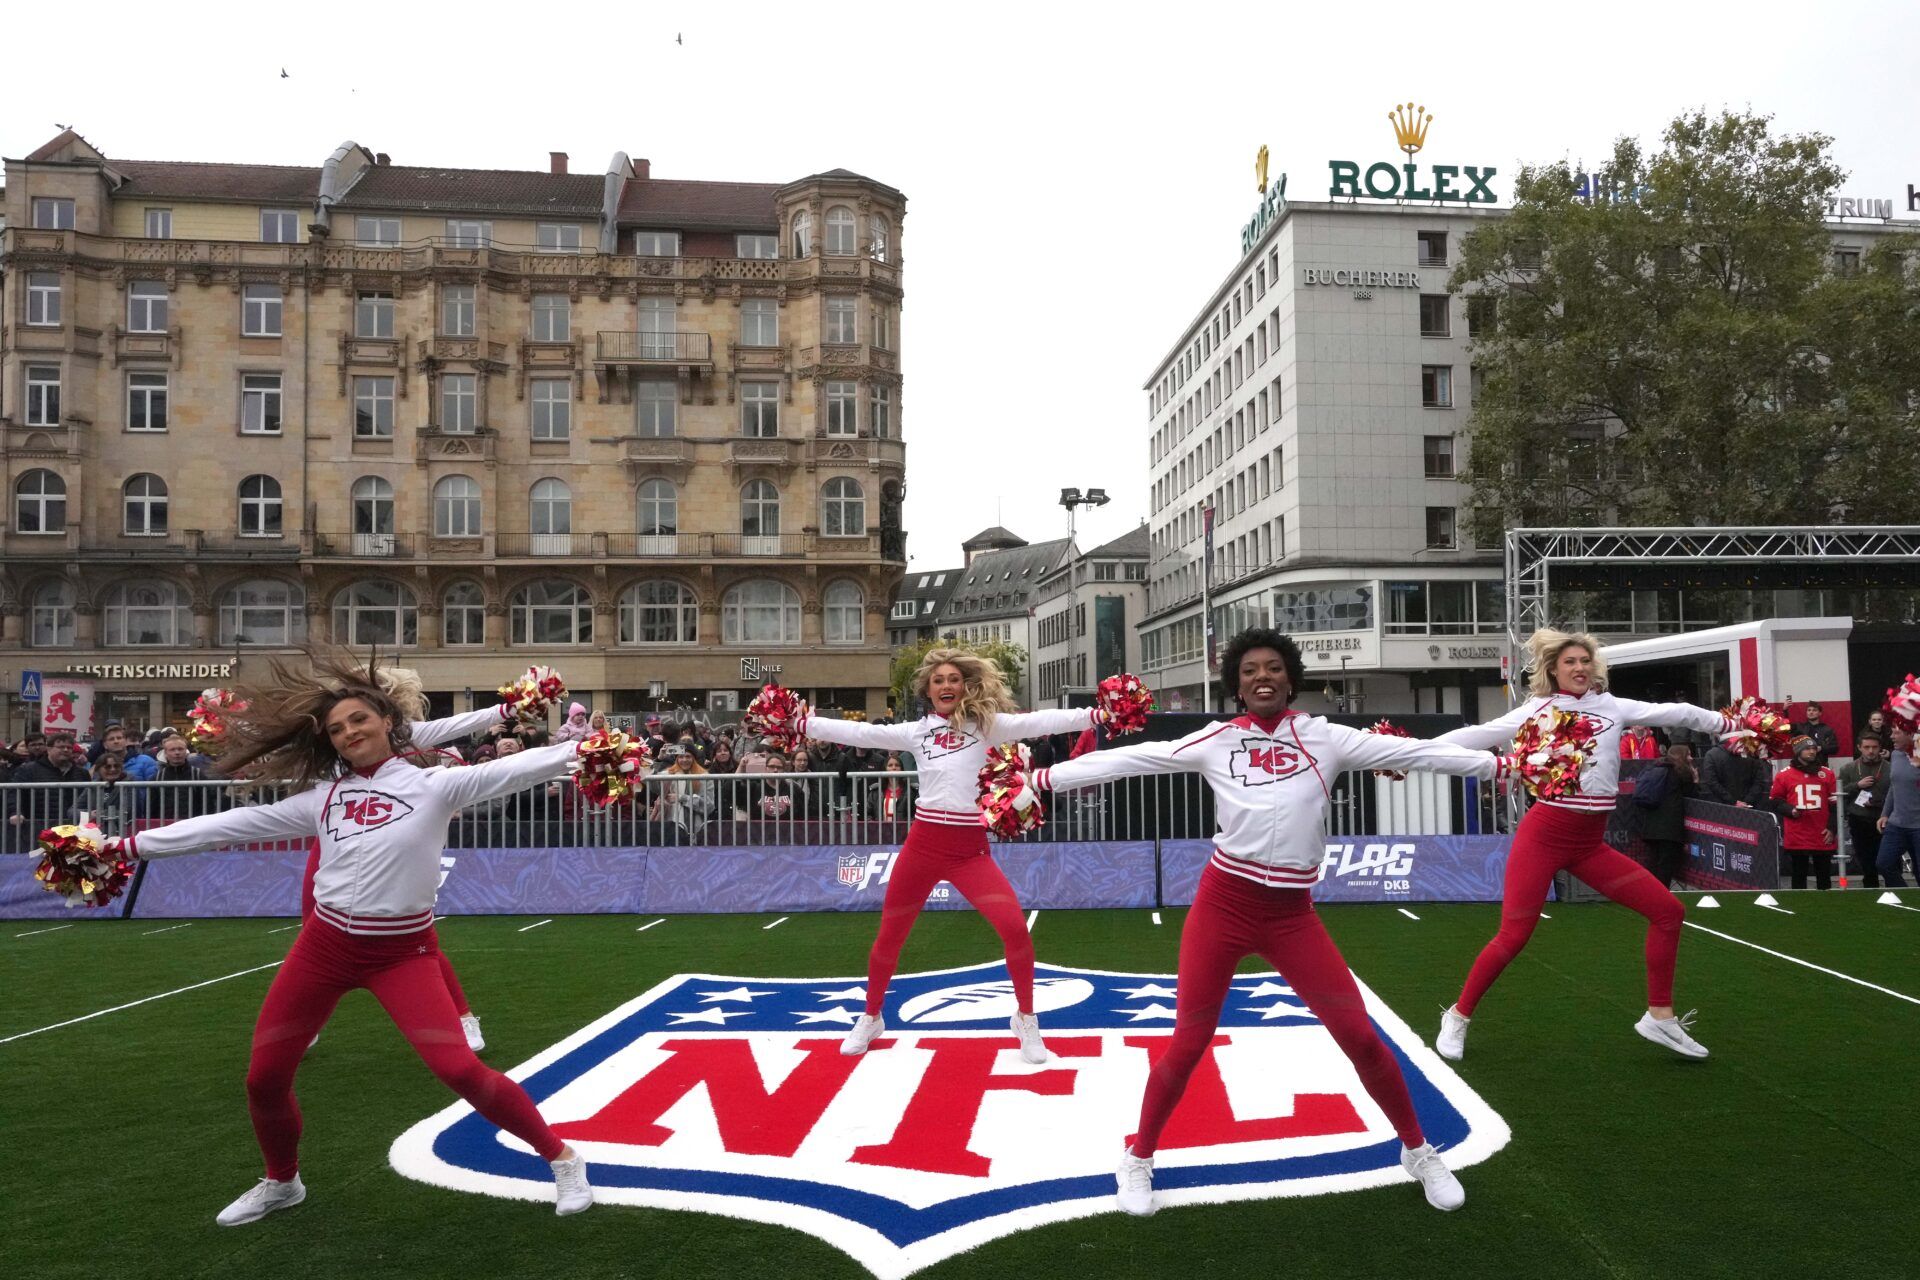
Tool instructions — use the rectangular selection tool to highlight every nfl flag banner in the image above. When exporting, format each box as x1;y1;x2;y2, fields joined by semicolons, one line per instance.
391;961;1508;1278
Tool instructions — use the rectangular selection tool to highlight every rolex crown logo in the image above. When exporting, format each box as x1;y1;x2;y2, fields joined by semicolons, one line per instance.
1256;144;1271;195
1389;102;1433;157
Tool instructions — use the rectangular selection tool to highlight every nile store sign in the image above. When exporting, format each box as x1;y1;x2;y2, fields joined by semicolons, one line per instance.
1241;104;1498;253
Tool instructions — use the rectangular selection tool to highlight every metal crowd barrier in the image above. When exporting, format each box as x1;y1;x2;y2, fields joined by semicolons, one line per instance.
0;767;1502;854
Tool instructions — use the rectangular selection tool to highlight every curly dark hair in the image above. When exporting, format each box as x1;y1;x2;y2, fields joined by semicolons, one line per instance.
1218;628;1306;707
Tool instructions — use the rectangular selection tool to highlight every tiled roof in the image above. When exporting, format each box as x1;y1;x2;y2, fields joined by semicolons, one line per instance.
109;158;320;203
1087;525;1151;558
25;129;89;162
962;525;1027;551
943;538;1072;619
618;178;781;230
337;165;604;216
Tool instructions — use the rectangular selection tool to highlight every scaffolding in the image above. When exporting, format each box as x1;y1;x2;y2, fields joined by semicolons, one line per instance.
1502;525;1920;703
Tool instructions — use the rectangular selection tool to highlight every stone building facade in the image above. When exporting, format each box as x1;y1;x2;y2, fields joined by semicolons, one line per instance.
0;131;906;733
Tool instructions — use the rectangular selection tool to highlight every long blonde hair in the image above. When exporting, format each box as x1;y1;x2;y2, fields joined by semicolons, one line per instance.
913;647;1017;733
1525;628;1610;697
215;650;418;788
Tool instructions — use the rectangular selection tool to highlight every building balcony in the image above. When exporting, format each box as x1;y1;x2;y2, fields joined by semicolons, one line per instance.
416;426;496;462
109;325;179;369
493;533;594;558
807;434;905;474
10;324;103;360
595;331;713;367
312;531;417;559
602;533;707;557
619;435;695;480
726;438;796;477
1;529;301;560
711;533;805;558
797;343;897;376
416;337;508;367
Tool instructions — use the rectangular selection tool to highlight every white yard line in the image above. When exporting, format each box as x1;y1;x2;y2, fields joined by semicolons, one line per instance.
762;917;789;931
516;918;553;933
266;924;300;935
1539;913;1552;919
1026;910;1040;931
1758;904;1796;915
1883;902;1920;914
1151;911;1162;926
1397;908;1421;921
13;923;75;938
141;923;193;936
1684;922;1920;1007
0;961;285;1046
636;918;666;932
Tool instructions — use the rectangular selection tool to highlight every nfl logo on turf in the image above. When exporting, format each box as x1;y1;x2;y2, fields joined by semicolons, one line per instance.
391;961;1508;1279
837;851;865;887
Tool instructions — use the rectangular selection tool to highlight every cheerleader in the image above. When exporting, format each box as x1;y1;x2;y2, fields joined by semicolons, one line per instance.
1431;629;1736;1063
107;655;595;1225
294;664;525;1052
790;649;1103;1064
1004;628;1506;1214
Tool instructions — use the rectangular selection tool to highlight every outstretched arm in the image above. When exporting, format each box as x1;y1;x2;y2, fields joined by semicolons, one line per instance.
411;704;514;749
1037;722;1226;793
125;787;325;859
797;710;921;753
1325;723;1505;781
429;742;577;810
1431;699;1543;751
1615;698;1737;739
984;707;1096;745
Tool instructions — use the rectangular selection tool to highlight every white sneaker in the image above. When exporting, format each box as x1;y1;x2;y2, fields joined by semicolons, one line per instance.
1011;1011;1049;1064
841;1013;885;1056
216;1175;307;1226
551;1150;593;1216
461;1013;486;1053
1635;1009;1709;1059
1400;1143;1465;1211
1436;1005;1470;1061
1115;1148;1156;1216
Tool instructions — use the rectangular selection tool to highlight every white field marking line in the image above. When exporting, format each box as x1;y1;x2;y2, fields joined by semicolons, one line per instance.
516;918;553;933
13;923;74;938
1026;909;1040;930
1758;904;1797;915
762;916;789;931
636;918;666;932
141;923;193;936
0;961;284;1046
1684;922;1920;1008
1151;911;1162;926
1884;902;1920;914
266;924;300;935
1398;908;1421;921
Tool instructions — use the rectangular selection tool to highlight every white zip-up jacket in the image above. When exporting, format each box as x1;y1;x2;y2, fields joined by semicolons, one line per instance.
1035;712;1505;888
411;704;517;754
800;706;1095;827
1435;690;1734;813
125;742;577;934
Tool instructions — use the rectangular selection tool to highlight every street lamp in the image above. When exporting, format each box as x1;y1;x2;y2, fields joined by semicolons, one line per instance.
1059;486;1110;540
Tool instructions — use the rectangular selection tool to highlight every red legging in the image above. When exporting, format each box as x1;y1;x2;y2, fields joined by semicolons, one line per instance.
866;820;1034;1018
1455;803;1683;1017
302;841;469;1016
246;917;563;1181
1132;864;1424;1157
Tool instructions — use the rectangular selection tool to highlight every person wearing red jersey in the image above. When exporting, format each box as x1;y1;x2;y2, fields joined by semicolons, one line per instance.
1771;738;1839;890
108;654;594;1226
795;649;1106;1066
1006;628;1508;1215
1433;630;1737;1065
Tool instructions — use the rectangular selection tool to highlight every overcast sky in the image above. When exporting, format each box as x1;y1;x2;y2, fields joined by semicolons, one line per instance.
6;0;1914;571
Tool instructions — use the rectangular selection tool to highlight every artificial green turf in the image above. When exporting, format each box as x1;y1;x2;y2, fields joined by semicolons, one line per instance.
3;894;1915;1280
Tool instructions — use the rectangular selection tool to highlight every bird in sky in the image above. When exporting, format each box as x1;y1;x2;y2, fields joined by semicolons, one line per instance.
676;32;683;45
281;68;289;78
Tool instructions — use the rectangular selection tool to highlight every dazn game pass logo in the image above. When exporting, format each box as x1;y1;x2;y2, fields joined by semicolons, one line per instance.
392;961;1508;1278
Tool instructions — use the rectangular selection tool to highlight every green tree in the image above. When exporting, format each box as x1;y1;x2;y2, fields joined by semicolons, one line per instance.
1453;108;1920;538
888;637;1028;714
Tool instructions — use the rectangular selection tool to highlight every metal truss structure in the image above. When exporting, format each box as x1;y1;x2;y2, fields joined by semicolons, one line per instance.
1503;525;1920;700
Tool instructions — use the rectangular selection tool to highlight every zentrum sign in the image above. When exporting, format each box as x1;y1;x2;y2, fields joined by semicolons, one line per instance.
1329;103;1497;205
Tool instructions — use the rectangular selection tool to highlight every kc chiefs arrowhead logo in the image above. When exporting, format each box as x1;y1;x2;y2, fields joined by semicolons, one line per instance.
390;962;1507;1278
1228;735;1312;786
325;787;416;841
920;725;978;760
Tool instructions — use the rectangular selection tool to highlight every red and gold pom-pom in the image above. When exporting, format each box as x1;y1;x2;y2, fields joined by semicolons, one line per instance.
743;683;805;753
186;687;249;756
498;665;568;720
35;824;136;909
1508;707;1601;801
1883;675;1920;733
977;743;1044;839
1720;696;1796;759
1366;718;1413;781
569;729;653;808
1093;673;1156;736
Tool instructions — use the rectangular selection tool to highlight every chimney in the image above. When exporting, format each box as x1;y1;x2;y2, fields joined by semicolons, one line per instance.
374;152;390;166
549;151;568;175
634;157;651;180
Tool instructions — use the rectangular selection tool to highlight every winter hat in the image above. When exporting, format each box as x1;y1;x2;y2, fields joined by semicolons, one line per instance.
568;702;587;719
